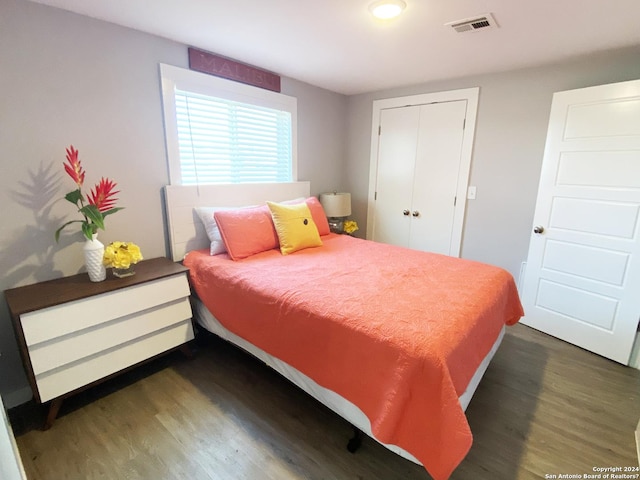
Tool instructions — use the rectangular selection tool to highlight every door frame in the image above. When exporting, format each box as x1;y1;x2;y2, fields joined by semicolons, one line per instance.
366;87;479;256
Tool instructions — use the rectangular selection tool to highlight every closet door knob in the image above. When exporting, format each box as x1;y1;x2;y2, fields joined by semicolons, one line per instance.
403;210;410;216
412;211;420;217
533;225;545;234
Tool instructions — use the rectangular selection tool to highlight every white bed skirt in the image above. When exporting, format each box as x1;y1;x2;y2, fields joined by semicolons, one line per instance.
193;299;505;464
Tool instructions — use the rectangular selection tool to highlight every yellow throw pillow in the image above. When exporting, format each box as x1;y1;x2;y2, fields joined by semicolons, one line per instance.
267;201;323;255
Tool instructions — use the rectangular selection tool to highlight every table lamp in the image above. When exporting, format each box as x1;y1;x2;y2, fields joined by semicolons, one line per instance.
319;192;351;233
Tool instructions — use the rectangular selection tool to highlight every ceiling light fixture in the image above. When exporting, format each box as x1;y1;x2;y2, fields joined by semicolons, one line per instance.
369;0;407;20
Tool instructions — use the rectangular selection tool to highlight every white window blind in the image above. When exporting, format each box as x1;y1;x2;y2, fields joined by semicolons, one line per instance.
160;64;297;186
176;90;292;184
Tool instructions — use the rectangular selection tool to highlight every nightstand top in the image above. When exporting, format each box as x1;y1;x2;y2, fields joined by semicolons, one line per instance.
4;257;188;317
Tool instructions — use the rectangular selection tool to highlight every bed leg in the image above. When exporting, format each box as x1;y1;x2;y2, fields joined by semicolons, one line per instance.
346;426;363;453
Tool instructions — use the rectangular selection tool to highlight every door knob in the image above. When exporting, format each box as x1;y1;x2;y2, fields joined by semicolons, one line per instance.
403;210;410;216
533;225;545;234
412;211;420;217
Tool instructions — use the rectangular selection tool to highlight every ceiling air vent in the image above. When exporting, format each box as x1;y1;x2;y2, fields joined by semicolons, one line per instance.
445;13;498;33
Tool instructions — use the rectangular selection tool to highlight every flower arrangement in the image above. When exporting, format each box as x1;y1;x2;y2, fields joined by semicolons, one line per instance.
55;145;122;241
103;241;143;270
343;220;359;235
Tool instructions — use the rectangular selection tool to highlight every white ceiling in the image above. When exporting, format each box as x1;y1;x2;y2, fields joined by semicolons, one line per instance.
29;0;640;95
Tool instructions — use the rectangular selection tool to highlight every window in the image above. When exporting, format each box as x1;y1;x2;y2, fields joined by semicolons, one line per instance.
160;64;297;185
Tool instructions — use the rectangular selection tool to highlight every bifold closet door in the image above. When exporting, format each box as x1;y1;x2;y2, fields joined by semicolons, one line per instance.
372;101;466;254
409;101;466;253
372;105;420;247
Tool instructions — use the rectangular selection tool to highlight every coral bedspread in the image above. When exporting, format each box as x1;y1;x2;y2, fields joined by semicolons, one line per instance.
184;234;523;480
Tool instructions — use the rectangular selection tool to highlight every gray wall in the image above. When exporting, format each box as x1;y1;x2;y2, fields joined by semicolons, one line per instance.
346;47;640;280
0;0;346;406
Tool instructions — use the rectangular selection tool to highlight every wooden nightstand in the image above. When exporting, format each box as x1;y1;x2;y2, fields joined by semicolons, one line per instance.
4;257;194;429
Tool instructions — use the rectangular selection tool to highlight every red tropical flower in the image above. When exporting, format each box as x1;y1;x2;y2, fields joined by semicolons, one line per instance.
56;145;124;242
88;177;120;212
63;145;85;187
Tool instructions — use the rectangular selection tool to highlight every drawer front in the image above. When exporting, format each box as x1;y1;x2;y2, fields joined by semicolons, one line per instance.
35;321;195;402
29;298;192;376
21;274;190;346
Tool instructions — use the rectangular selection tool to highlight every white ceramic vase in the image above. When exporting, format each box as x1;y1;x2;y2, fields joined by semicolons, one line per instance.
83;233;106;282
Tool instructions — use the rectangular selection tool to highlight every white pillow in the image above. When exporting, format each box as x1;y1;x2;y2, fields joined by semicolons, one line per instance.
195;207;235;255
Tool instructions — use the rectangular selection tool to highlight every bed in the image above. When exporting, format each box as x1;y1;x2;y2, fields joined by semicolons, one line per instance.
164;182;523;480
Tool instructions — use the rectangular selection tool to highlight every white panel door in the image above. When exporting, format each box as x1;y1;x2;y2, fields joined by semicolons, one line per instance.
410;101;467;253
372;101;467;255
372;105;420;247
521;79;640;365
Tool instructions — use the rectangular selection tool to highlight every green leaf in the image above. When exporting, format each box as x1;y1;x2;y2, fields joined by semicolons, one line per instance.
54;220;83;242
81;222;96;240
80;204;105;230
64;189;83;205
101;207;124;218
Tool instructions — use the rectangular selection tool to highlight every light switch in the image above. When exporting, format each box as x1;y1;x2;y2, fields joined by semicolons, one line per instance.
467;186;477;200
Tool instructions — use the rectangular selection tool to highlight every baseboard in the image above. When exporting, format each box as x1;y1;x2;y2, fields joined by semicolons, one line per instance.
517;261;526;295
2;388;32;410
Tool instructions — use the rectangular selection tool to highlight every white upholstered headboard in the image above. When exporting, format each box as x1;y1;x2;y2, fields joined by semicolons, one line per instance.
164;182;311;261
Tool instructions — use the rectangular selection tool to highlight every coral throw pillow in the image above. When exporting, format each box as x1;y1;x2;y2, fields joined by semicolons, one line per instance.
214;205;279;260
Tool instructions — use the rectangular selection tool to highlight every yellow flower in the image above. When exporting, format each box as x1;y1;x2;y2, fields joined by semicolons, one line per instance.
103;241;143;269
343;220;359;234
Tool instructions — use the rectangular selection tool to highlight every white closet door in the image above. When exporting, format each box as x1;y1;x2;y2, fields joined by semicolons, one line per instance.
372;101;467;254
372;105;420;247
409;101;467;254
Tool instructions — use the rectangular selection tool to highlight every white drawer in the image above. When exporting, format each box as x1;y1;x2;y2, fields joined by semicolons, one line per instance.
21;275;190;346
35;321;194;402
29;298;192;376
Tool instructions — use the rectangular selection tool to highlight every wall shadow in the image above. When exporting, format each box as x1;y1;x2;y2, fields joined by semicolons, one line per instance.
1;161;79;288
0;161;81;402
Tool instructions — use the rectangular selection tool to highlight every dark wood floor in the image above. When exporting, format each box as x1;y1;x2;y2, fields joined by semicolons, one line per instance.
10;323;640;480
